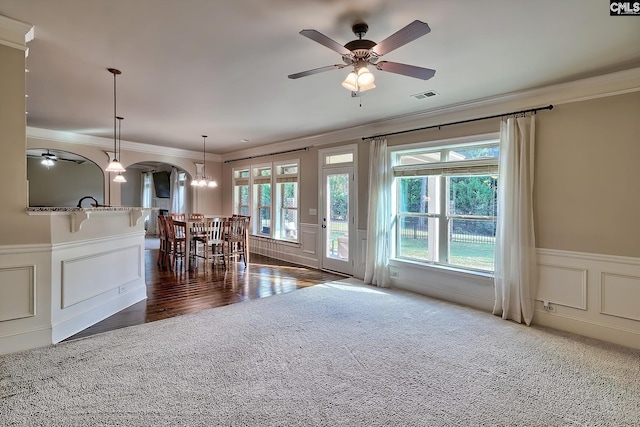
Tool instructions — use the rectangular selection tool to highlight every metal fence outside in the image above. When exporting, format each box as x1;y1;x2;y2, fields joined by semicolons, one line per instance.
399;222;495;244
330;220;495;244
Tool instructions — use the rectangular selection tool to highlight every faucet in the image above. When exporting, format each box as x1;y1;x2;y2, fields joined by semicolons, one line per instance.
77;196;98;208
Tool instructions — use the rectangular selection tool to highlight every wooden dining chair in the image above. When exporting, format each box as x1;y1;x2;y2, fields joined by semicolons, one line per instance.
189;219;207;240
188;213;204;220
169;213;186;221
166;218;187;271
157;215;170;269
193;217;228;270
225;215;250;266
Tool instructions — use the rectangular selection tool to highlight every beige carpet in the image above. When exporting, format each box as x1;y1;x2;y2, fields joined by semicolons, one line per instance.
1;278;638;426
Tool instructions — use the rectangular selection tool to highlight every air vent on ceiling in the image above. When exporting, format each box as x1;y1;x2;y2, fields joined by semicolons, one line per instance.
411;90;439;100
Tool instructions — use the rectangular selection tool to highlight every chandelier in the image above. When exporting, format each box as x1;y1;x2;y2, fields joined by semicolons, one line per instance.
191;135;217;187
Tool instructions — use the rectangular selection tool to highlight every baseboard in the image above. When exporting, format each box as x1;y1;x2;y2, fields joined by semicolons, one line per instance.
250;248;320;270
0;326;52;356
534;309;640;350
393;279;495;312
51;285;147;343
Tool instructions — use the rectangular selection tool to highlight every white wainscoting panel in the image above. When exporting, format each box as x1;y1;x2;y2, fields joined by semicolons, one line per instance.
0;265;35;321
537;264;587;310
300;223;318;255
353;229;367;280
249;223;320;269
61;245;141;308
535;249;640;350
601;273;640;321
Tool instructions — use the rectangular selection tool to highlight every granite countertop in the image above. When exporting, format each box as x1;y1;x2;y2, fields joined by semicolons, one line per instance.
27;207;153;213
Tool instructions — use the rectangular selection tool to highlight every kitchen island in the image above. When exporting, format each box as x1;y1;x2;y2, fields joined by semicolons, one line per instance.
0;207;152;354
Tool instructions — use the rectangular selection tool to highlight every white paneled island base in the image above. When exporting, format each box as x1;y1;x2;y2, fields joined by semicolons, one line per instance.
0;208;151;355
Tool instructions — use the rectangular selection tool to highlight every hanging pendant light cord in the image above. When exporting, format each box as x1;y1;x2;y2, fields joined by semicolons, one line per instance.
113;71;117;160
117;117;123;160
202;135;207;178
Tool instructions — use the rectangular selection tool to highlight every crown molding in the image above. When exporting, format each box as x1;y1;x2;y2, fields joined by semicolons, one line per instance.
26;66;640;165
221;67;640;162
0;14;33;50
27;127;222;162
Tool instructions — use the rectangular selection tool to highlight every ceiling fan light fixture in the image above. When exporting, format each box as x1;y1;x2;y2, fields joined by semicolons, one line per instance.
357;67;376;92
341;71;359;91
41;157;55;168
357;66;375;86
359;81;376;92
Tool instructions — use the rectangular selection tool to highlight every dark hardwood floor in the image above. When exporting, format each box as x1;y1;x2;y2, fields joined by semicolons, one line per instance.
66;239;345;341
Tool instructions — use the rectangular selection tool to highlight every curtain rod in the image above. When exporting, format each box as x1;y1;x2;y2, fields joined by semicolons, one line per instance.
361;104;554;141
224;146;309;164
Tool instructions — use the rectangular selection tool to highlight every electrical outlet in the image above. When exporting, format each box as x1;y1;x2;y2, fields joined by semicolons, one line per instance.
389;269;399;278
543;301;556;313
118;284;128;294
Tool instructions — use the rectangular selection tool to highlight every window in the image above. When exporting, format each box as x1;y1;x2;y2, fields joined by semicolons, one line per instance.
275;162;299;241
237;160;300;242
325;153;353;165
233;168;250;216
252;165;272;236
392;140;498;272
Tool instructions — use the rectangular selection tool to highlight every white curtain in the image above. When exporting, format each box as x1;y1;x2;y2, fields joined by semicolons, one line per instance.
141;171;154;233
169;167;181;214
364;137;391;287
141;172;152;209
493;116;537;325
184;174;192;214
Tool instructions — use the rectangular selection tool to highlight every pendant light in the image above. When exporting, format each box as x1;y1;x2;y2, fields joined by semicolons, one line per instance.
191;135;217;188
113;116;126;183
105;68;126;173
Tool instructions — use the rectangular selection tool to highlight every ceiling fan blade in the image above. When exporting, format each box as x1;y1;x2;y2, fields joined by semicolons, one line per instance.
288;64;347;79
300;29;350;55
371;20;431;57
376;61;436;80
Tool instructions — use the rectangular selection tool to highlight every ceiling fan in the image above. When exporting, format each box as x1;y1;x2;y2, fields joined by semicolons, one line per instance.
288;20;436;94
26;149;85;167
41;150;57;164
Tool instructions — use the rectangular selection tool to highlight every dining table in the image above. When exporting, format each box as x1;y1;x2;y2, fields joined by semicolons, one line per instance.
182;215;249;271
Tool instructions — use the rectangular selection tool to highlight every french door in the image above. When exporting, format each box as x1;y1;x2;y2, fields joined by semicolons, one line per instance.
321;166;354;275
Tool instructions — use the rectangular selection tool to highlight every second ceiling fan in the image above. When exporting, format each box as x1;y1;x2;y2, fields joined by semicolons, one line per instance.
288;20;436;93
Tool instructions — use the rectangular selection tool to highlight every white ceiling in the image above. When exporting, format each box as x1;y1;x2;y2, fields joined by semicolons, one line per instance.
1;0;639;154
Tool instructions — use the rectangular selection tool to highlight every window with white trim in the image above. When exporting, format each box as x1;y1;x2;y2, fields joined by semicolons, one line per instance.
235;160;301;242
275;162;299;241
252;165;272;236
392;140;499;272
233;168;250;216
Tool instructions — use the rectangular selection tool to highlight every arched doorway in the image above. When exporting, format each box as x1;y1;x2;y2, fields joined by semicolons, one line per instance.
121;162;192;235
26;148;104;207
